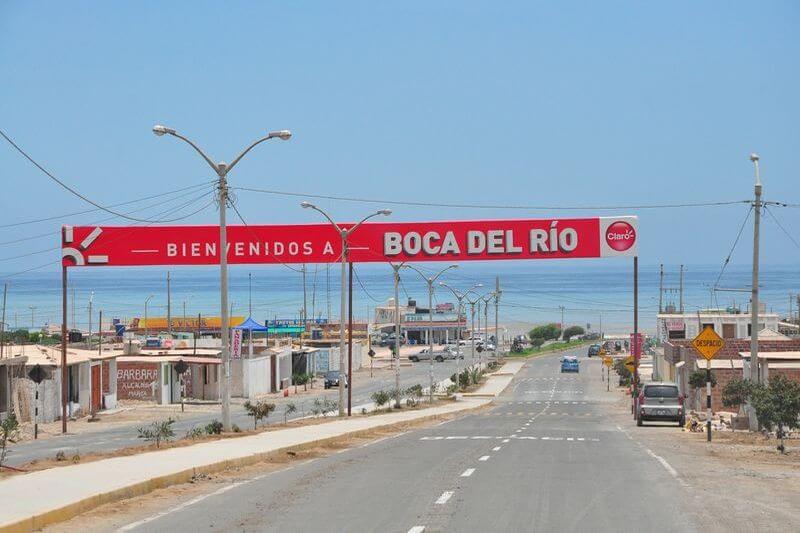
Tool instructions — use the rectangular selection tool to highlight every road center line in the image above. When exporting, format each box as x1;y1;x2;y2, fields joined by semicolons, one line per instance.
492;446;501;451
478;455;490;461
408;527;426;533
461;468;476;477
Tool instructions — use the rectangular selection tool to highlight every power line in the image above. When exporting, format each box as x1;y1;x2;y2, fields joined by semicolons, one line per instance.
712;205;754;291
0;128;214;223
352;266;382;303
0;180;215;230
232;185;751;211
764;205;800;251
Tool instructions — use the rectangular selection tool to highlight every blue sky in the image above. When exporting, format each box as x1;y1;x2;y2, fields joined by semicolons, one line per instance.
1;1;799;274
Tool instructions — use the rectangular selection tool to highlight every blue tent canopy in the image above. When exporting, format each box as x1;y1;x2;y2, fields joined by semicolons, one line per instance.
232;317;269;332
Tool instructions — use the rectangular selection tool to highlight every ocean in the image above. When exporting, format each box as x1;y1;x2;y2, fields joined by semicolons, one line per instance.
1;261;798;335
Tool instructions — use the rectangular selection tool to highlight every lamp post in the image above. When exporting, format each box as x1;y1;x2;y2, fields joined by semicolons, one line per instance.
403;264;458;403
154;124;291;431
481;292;497;360
465;292;484;369
439;283;482;389
144;295;154;339
301;202;391;416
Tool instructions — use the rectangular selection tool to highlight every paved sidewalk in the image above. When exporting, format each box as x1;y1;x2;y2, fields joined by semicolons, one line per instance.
0;362;524;532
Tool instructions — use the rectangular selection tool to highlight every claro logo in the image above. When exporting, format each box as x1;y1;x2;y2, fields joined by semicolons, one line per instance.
605;221;636;252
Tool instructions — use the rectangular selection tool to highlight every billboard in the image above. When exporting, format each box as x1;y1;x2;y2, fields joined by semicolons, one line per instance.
61;216;637;267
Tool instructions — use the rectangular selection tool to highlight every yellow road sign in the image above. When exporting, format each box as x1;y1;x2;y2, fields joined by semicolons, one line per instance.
603;356;612;368
599;348;607;356
691;326;724;361
623;355;636;373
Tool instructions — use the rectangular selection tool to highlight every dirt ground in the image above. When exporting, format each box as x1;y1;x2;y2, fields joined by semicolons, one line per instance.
610;388;800;531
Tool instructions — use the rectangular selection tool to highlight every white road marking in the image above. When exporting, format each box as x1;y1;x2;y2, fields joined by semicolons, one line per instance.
478;455;490;461
408;527;426;533
461;468;475;477
502;439;510;443
435;491;454;505
446;436;468;440
492;446;501;451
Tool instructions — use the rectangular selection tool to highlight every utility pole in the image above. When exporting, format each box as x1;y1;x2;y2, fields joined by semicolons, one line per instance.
301;264;308;338
559;305;566;339
167;271;172;336
71;286;75;331
98;310;103;355
29;305;36;329
144;295;154;339
633;256;639;417
495;276;501;358
87;292;93;346
748;153;762;431
679;264;684;313
659;264;664;313
1;283;7;358
248;272;253;317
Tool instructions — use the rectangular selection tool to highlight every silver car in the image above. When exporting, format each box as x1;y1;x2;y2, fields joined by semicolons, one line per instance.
637;382;685;427
408;346;461;362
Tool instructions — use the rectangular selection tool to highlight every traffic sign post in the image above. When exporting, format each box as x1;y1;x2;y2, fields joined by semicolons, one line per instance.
603;356;613;391
691;326;725;442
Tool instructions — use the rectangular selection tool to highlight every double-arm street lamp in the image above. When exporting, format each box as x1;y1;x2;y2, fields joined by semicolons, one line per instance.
403;264;458;403
389;262;407;407
439;283;483;386
154;125;291;431
301;203;391;416
144;294;154;339
481;291;500;360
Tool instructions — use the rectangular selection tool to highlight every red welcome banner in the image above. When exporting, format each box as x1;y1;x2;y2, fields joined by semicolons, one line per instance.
61;216;637;267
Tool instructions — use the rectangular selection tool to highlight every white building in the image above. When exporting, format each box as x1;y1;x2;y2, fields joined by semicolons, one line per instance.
657;305;779;342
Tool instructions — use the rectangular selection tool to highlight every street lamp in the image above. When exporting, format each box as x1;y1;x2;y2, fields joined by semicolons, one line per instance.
144;295;154;339
301;203;391;416
481;292;498;359
154;125;291;431
403;264;458;403
464;291;485;369
439;282;482;388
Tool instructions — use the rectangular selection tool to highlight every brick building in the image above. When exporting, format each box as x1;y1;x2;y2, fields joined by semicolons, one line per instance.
663;334;800;412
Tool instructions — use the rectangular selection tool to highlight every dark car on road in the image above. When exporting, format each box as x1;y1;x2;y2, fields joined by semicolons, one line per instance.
637;382;684;427
560;355;579;373
324;371;348;389
587;344;601;357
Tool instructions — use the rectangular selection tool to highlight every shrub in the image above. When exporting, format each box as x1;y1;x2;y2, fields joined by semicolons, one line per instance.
244;400;277;430
293;373;311;392
371;390;391;409
446;384;458;396
185;426;204;440
284;402;297;424
0;412;19;469
458;370;470;388
55;450;66;462
749;375;800;453
137;418;176;448
688;370;716;389
530;338;545;349
470;367;481;386
722;378;753;410
205;419;223;435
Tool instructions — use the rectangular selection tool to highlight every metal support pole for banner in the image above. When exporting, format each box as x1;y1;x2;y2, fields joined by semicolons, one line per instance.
61;263;68;434
391;263;406;408
633;255;639;418
348;261;353;416
495;277;501;360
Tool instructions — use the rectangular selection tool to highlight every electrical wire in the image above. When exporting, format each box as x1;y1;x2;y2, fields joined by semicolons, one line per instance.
0;180;216;230
764;205;800;251
711;205;754;292
0;128;216;223
232;185;751;212
352;266;382;303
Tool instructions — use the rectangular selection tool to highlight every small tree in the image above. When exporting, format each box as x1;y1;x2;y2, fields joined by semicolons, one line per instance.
529;323;561;342
244;400;276;429
205;419;223;435
613;359;632;385
0;412;20;469
530;338;545;349
722;378;753;411
688;369;716;410
562;326;585;341
137;418;175;448
284;402;297;424
406;384;424;406
750;375;800;453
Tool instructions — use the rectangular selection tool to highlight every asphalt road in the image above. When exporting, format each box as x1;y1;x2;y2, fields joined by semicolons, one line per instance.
5;358;472;467
100;348;697;532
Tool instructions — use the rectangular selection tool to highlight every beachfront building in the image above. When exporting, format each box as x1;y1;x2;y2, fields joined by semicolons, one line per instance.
373;298;467;344
656;306;779;343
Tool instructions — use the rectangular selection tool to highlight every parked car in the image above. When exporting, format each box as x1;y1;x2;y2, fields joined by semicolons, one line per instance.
637;382;684;427
587;344;601;357
378;334;406;347
560;355;579;373
324;370;348;389
408;347;459;362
